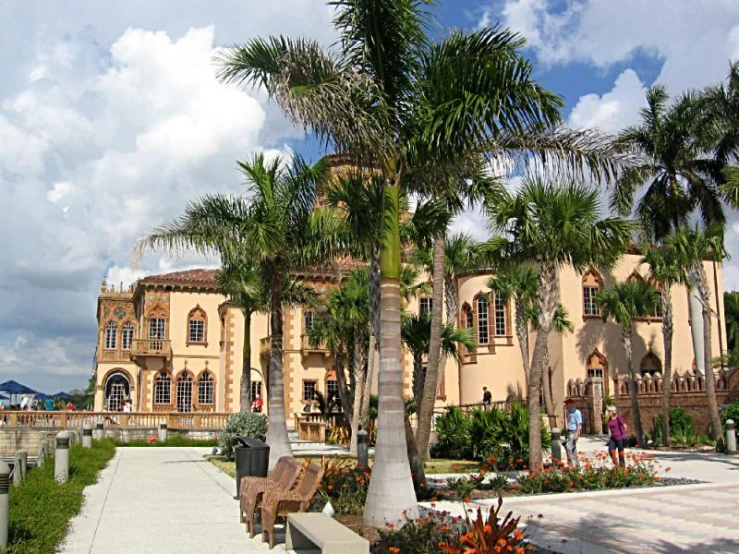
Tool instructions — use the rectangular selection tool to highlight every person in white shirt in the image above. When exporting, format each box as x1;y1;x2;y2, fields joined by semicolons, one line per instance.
20;395;29;410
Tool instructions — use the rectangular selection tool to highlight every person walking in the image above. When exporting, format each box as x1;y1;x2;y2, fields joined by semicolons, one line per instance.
482;387;492;410
564;398;582;468
606;405;628;467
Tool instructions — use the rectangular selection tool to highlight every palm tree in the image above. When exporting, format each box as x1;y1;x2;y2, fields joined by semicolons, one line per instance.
401;312;475;483
487;265;539;388
484;176;633;470
217;259;269;413
596;281;660;446
641;245;689;446
612;85;725;242
665;224;728;446
217;0;623;524
134;153;342;468
724;292;739;366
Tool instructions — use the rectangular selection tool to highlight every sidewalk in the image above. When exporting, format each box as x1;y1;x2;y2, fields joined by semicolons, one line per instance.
60;447;285;554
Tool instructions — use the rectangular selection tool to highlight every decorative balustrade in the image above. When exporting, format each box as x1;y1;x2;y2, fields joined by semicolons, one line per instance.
130;339;172;359
301;334;329;357
0;411;229;430
566;369;733;398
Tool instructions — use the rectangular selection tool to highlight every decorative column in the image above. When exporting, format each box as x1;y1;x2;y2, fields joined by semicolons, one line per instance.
589;377;603;435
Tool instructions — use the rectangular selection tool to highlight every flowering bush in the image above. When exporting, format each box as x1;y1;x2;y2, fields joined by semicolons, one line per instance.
376;510;461;554
439;498;531;554
446;472;485;500
516;452;660;494
315;458;370;515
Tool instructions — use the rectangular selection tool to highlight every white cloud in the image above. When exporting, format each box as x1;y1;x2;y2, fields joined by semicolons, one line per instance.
47;181;75;203
568;69;647;132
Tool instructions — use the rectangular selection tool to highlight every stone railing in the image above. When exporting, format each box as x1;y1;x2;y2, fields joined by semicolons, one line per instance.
300;334;329;357
0;411;229;430
130;338;172;358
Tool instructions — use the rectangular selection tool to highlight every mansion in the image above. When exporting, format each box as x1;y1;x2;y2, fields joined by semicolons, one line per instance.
93;255;726;429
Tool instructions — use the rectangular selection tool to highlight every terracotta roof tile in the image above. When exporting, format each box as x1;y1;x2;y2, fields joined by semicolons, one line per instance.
140;269;219;286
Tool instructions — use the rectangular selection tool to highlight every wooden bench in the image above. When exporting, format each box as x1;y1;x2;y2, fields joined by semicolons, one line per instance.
285;513;369;554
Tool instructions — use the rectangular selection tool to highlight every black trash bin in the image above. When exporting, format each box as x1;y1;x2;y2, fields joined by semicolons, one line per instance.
234;436;270;498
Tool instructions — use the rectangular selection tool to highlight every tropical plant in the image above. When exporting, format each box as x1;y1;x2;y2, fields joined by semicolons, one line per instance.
483;176;633;470
612;85;725;242
217;412;268;460
134;154;343;466
641;245;689;445
430;407;471;460
724;292;739;366
665;224;728;446
217;0;624;524
438;500;528;554
596;280;660;446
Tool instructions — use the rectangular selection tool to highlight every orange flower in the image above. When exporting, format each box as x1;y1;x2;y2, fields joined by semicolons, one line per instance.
516;549;526;554
514;530;524;540
386;523;395;530
389;547;400;554
665;467;672;472
442;524;450;531
463;497;471;503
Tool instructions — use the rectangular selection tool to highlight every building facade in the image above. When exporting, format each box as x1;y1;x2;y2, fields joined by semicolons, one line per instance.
93;255;725;429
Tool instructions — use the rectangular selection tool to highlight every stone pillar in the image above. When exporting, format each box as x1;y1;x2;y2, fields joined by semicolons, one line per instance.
94;422;104;441
356;427;369;471
688;270;706;374
37;444;47;467
589;377;603;435
0;460;8;550
551;428;562;463
55;432;70;484
82;425;93;448
726;419;737;455
13;451;27;486
158;423;167;443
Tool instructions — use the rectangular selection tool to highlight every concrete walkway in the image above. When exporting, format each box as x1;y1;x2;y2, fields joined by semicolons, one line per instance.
60;447;285;554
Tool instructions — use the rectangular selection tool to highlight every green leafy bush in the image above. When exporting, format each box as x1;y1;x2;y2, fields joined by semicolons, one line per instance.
721;400;739;426
375;510;461;554
315;458;369;516
651;408;712;447
446;473;484;500
7;439;116;554
218;412;268;460
432;403;550;466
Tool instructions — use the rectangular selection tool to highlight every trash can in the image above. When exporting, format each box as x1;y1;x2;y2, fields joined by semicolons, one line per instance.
234;436;270;498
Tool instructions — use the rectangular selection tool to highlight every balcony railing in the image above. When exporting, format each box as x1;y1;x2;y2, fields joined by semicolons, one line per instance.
130;339;172;359
301;334;329;357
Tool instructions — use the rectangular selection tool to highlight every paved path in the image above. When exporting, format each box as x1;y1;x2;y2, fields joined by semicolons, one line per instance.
427;437;739;554
60;447;286;554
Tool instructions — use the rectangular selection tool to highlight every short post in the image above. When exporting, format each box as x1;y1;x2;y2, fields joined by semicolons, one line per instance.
94;422;104;441
82;424;93;448
55;432;70;484
37;444;47;467
13;451;27;486
726;419;737;455
158;423;168;443
0;460;9;550
356;426;369;471
551;428;562;463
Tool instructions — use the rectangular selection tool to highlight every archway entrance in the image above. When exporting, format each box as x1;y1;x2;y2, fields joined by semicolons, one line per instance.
105;372;130;412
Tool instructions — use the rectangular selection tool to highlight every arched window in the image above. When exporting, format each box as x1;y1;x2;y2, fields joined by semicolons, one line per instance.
582;269;603;317
154;372;171;405
104;321;117;350
586;350;609;397
197;372;214;406
477;296;489;345
641;352;662;376
461;303;473;330
304;310;315;332
419;298;433;318
493;292;507;336
177;373;193;412
121;322;134;350
187;306;207;344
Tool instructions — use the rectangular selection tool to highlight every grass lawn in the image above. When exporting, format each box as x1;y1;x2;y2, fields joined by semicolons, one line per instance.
205;454;479;478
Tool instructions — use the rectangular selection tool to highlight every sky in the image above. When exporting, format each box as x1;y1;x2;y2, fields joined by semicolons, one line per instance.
1;0;739;394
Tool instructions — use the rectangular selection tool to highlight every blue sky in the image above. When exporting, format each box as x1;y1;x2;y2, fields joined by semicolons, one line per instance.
1;0;738;393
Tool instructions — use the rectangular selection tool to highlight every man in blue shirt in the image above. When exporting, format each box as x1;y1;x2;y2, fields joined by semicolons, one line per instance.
564;398;582;468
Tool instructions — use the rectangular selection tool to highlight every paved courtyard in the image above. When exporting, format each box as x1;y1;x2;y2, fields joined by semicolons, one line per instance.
60;440;739;553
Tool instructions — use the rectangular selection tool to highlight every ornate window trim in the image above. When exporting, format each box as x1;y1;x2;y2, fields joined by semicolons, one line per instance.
419;297;433;319
121;321;134;350
640;351;662;376
104;321;118;350
586;349;609;398
153;371;172;406
196;370;215;407
302;380;318;402
460;302;476;363
176;371;194;413
582;268;604;320
186;305;207;346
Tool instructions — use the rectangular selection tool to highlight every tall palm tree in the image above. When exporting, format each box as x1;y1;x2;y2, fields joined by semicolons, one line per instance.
596;281;660;446
217;259;269;413
724;291;739;365
487;265;539;388
217;0;623;524
484;176;633;470
641;245;689;446
134;153;342;468
612;85;725;242
665;224;728;446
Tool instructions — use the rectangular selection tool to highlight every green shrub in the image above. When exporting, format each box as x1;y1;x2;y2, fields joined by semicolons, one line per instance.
430;407;471;460
651;408;712;447
7;439;116;554
721;400;739;426
114;436;218;447
446;473;484;500
375;510;461;554
218;412;268;460
315;458;369;516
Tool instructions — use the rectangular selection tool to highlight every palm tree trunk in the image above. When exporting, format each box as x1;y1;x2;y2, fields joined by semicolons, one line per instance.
444;275;457;326
412;354;424;405
624;328;644;446
528;261;558;471
662;293;673;446
265;269;292;469
404;411;425;490
350;325;366;456
367;247;382;398
335;354;353;420
363;333;376;424
416;234;445;461
240;309;252;414
541;348;555;428
699;273;724;446
363;178;418;527
515;298;530;388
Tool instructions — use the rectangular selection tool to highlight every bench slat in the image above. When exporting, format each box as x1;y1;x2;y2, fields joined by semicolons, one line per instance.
286;513;369;554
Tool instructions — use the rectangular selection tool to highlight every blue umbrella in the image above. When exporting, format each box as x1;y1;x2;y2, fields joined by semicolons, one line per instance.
0;380;39;395
0;393;9;401
53;392;73;399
